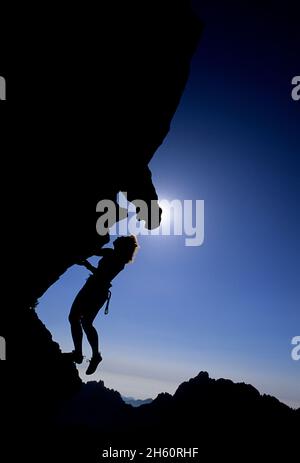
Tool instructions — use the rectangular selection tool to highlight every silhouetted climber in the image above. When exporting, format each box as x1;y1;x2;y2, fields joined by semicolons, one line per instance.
69;235;139;374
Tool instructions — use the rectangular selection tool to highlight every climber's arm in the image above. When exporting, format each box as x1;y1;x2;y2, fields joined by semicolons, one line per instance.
78;259;97;274
94;248;113;257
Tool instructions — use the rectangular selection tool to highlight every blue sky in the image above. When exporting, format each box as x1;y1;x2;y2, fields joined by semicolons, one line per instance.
38;3;299;407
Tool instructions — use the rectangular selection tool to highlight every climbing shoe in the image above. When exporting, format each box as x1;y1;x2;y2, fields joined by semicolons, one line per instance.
86;353;102;375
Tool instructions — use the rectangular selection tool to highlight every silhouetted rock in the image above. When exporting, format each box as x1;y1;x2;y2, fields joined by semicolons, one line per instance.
2;2;202;461
51;371;299;461
2;0;202;370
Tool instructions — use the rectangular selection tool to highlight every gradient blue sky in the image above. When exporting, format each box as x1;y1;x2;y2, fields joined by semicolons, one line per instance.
38;2;299;407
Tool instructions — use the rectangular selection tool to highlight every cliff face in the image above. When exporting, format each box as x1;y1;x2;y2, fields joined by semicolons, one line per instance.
1;2;202;461
3;2;201;362
7;5;200;292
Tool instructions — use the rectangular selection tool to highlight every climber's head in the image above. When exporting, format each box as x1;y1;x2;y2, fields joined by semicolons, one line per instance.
113;235;139;263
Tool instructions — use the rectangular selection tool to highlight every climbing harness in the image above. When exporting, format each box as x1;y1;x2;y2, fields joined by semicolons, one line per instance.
104;288;112;315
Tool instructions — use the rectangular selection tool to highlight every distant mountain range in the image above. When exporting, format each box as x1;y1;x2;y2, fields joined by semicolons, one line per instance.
122;396;153;407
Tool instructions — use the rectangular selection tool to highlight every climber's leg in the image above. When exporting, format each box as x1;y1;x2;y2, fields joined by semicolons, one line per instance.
68;304;84;363
81;316;100;357
81;315;102;375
